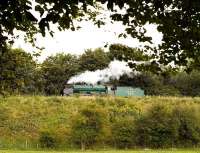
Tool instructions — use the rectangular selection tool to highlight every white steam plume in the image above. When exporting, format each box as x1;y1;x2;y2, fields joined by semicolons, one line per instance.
67;60;134;85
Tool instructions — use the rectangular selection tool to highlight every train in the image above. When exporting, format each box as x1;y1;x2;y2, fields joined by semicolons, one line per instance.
63;84;144;97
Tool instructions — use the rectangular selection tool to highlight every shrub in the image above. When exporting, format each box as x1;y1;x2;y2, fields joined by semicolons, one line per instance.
70;105;109;150
2;96;200;150
111;117;135;149
134;104;178;148
39;131;57;148
156;85;180;96
172;105;200;147
171;71;200;96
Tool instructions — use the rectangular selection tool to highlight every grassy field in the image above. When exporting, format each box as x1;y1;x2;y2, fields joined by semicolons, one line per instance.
1;150;200;153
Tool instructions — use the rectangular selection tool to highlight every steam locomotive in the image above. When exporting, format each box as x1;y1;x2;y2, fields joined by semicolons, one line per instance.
63;84;144;97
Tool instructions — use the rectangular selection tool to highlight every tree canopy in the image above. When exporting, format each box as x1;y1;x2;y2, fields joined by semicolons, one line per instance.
1;0;200;70
0;47;36;94
79;48;111;71
41;53;80;95
109;0;200;71
2;45;200;96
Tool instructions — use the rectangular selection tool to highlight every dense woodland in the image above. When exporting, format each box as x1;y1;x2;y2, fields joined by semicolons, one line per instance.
1;44;200;97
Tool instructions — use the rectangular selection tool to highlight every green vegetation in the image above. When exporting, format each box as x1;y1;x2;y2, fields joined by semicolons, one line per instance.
2;46;200;97
2;1;200;152
1;96;200;150
0;47;110;95
0;48;37;95
1;0;200;71
1;150;200;153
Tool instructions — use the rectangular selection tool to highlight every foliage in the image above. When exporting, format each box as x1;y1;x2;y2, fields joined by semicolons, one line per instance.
170;71;200;97
135;104;179;148
109;44;153;72
107;0;200;71
2;45;200;97
1;96;200;150
1;0;200;70
0;0;96;50
0;47;36;95
2;150;200;153
39;131;57;148
172;105;200;147
118;72;180;96
41;53;80;95
1;150;200;153
111;117;135;149
79;48;111;71
71;105;108;150
109;44;150;61
0;107;9;129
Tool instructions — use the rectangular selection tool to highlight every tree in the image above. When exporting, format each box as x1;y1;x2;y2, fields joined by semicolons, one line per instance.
79;48;111;71
170;70;200;96
1;0;200;71
39;131;57;148
109;44;150;62
41;53;80;95
111;117;135;149
108;44;160;73
71;105;108;150
118;72;180;96
108;0;200;71
0;47;36;95
135;104;178;148
172;105;200;147
0;0;96;50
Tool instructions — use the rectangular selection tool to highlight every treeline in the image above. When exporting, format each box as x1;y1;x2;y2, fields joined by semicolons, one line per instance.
0;47;110;95
1;44;200;96
1;96;200;150
118;70;200;96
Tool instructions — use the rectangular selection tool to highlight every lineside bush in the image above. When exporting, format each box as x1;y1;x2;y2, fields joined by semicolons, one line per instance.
111;117;135;149
172;105;200;147
134;104;178;148
70;104;109;150
1;96;200;149
39;131;57;148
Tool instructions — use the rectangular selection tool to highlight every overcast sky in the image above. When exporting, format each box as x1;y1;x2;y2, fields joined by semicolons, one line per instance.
13;10;163;62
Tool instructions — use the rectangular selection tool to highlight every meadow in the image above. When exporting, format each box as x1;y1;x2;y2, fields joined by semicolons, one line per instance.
0;96;200;150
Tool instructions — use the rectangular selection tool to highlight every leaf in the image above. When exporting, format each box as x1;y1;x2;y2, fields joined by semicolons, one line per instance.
25;12;37;22
35;5;44;17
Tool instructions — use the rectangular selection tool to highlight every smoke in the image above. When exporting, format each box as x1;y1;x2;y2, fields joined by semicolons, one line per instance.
67;60;135;85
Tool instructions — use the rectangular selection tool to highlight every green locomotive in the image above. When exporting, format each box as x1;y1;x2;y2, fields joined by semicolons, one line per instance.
63;84;144;97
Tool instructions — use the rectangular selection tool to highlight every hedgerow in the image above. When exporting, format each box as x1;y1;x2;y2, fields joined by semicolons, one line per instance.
0;96;200;149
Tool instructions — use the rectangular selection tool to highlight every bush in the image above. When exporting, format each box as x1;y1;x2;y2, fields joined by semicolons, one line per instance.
111;117;135;149
2;96;200;149
171;71;200;96
70;105;109;150
134;104;178;148
155;85;180;96
172;105;200;147
39;131;57;148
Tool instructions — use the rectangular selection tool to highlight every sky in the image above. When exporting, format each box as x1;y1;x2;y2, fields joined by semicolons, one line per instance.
13;7;163;62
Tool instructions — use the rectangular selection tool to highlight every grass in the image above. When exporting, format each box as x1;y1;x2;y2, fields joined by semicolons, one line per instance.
1;149;200;153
